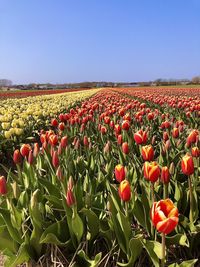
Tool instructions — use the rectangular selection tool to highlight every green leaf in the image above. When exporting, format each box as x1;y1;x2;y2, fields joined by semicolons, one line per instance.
80;208;99;240
72;209;84;243
166;234;189;247
117;235;143;267
4;243;30;267
0;226;18;253
142;240;162;267
168;259;198;267
78;250;102;267
40;218;70;246
38;178;60;198
0;208;22;244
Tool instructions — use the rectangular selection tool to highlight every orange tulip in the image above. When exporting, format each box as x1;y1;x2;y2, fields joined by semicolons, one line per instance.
181;154;194;176
115;164;126;183
151;199;178;235
141;145;154;161
172;127;179;138
144;161;160;182
118;180;131;202
186;130;199;147
160;166;170;184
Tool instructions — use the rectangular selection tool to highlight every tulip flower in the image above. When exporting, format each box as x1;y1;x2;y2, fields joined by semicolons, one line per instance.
20;144;32;158
118;180;131;202
172;127;179;138
144;161;160;183
52;151;59;169
134;129;147;145
115;164;126;183
122;120;130;131
66;190;76;207
186;130;199;147
0;176;7;195
191;147;200;158
33;143;40;157
58;122;65;131
151;199;179;266
117;134;123;145
181;154;194;176
151;198;179;234
13;149;22;165
51;118;58;127
141;145;154;161
61;136;68;149
122;142;129;154
161;166;170;184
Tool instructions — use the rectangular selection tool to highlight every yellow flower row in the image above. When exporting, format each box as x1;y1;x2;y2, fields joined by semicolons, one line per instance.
0;89;99;139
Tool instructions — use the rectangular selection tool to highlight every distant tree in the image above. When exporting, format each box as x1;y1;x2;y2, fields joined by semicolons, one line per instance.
191;76;200;84
0;79;12;86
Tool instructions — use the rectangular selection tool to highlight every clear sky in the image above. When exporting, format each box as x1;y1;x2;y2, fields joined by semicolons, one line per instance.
0;0;200;84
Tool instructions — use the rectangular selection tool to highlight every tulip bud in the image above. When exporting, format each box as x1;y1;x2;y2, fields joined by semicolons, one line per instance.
66;189;76;207
114;124;121;135
104;141;111;154
160;166;170;184
68;176;74;190
163;132;169;141
118;180;131;202
115;164;126;183
0;176;7;195
13;149;22;165
58;122;65;131
186;130;199;147
144;161;160;182
181;154;194;176
83;136;89;147
56;166;64;181
172;127;179;139
28;150;34;165
169;162;175;175
61;136;68;149
33;143;40;157
122;142;129;154
52;151;59;169
191;147;200;158
51;118;58;127
117;134;123;145
141;145;154;161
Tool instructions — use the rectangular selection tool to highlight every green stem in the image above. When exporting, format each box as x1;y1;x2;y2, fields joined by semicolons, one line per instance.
163;183;168;199
151;182;155;203
125;201;129;220
188;175;194;222
161;233;166;267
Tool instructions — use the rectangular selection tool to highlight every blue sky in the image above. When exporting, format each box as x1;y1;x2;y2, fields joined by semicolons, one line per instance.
0;0;200;84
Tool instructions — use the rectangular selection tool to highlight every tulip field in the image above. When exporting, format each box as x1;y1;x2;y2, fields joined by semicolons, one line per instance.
0;87;200;266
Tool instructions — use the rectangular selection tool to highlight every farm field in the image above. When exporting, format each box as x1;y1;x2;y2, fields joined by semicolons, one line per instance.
0;87;200;267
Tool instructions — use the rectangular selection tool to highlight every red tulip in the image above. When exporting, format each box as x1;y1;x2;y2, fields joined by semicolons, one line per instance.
181;154;194;176
13;149;22;164
134;129;147;145
150;199;179;235
141;145;154;161
33;143;40;157
66;190;76;207
20;144;32;158
118;180;131;202
51;118;58;127
122;142;129;154
49;134;58;146
114;124;121;134
172;128;179;139
160;166;170;184
61;136;68;149
122;120;130;131
186;130;199;147
0;176;7;195
117;134;123;145
58;122;65;131
83;136;89;147
52;151;59;169
191;147;200;158
144;161;160;182
115;164;126;182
